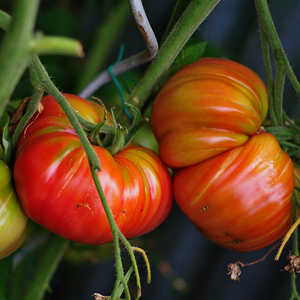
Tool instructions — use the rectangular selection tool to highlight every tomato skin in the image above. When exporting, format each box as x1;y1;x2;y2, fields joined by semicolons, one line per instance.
0;151;28;258
14;94;173;245
173;132;294;252
151;57;268;168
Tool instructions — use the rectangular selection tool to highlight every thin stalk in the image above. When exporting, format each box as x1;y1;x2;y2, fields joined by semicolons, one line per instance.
273;64;285;126
90;168;129;300
28;55;101;171
0;0;40;118
284;59;300;100
254;0;300;124
118;231;142;294
127;0;221;110
284;111;300;135
258;25;276;125
23;234;69;300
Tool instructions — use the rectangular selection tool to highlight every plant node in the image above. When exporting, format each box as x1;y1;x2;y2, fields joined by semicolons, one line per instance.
282;252;300;277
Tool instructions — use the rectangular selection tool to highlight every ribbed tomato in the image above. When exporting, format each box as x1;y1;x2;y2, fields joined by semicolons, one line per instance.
173;132;294;252
13;94;173;245
151;57;269;168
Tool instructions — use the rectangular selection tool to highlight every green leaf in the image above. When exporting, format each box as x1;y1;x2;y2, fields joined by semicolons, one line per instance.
174;41;207;66
172;41;207;74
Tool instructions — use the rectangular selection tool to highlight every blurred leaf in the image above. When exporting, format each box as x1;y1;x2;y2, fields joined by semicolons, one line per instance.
36;8;76;36
0;255;12;300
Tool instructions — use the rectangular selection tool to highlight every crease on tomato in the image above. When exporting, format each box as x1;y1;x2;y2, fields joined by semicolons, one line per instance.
56;151;85;200
190;147;243;206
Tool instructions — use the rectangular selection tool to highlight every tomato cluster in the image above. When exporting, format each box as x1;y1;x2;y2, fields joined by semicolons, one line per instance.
13;94;173;245
151;57;295;252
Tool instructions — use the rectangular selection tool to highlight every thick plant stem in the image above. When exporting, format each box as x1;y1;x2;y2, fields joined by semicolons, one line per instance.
160;0;191;44
24;234;69;300
0;0;40;118
127;0;221;109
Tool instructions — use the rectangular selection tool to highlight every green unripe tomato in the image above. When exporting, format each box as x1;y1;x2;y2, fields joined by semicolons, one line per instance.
0;157;28;259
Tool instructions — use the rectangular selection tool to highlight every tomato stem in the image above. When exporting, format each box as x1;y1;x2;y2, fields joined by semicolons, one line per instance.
0;0;39;119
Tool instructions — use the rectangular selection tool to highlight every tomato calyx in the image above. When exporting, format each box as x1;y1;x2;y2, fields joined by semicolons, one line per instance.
88;103;148;156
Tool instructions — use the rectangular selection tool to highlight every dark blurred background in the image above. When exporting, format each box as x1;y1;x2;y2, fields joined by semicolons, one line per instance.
2;0;300;299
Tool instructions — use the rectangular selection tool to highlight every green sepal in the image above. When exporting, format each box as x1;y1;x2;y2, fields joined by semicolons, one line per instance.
87;104;147;156
124;103;148;146
89;121;105;147
105;125;126;156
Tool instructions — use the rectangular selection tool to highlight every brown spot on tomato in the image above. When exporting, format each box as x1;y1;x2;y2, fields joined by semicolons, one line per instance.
197;205;211;214
77;204;82;208
228;239;243;244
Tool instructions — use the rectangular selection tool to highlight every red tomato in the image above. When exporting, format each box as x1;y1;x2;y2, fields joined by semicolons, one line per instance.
173;132;294;252
151;57;269;168
14;94;173;245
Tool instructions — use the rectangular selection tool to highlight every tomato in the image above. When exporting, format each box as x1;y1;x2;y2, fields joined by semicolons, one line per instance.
0;146;29;259
13;94;173;245
173;132;294;252
151;57;269;168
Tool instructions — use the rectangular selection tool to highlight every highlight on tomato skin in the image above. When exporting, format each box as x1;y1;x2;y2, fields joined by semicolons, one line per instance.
173;132;295;252
13;94;173;245
151;57;269;169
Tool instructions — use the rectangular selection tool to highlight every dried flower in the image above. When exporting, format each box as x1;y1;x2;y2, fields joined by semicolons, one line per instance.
282;252;300;277
227;263;242;282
